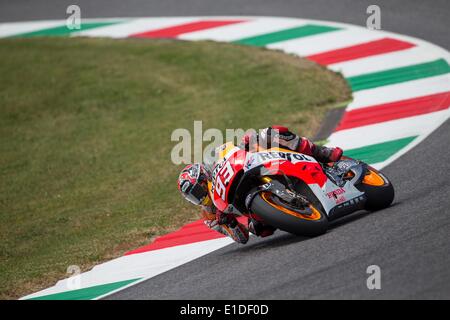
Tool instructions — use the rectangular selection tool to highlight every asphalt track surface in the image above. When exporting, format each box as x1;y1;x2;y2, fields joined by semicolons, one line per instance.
3;0;449;299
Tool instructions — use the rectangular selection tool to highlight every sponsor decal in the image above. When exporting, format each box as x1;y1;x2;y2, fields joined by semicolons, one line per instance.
326;187;346;199
211;159;225;193
211;160;235;201
257;151;314;163
336;196;347;204
335;195;365;209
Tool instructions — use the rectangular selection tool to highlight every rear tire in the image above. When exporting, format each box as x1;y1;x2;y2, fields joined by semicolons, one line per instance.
249;191;328;237
357;169;394;211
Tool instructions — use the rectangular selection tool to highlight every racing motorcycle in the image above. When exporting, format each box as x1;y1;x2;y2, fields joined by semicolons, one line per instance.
207;142;395;236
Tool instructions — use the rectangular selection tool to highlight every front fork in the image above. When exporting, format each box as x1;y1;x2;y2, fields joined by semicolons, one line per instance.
260;176;272;184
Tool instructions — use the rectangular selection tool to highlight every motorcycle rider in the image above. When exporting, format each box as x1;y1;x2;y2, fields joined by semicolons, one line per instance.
177;126;343;244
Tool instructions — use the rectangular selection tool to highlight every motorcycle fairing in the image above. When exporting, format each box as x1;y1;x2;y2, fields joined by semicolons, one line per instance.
244;149;327;187
308;179;365;216
209;144;366;217
210;143;246;212
243;148;365;216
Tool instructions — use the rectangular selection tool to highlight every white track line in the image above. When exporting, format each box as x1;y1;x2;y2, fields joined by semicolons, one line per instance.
179;17;306;41
74;17;197;38
327;109;450;150
21;237;233;300
0;20;62;37
267;28;385;56
329;46;439;77
348;74;450;110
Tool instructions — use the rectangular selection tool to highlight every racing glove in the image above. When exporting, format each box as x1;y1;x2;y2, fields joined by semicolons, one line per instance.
242;126;343;163
313;145;343;163
295;132;343;163
259;126;300;150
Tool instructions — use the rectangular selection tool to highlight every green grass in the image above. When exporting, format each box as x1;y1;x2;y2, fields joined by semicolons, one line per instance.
0;37;351;299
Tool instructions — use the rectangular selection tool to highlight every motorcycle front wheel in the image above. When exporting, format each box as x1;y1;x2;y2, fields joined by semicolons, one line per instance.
249;190;329;236
357;168;395;211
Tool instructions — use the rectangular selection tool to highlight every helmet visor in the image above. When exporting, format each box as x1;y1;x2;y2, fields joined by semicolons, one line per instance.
184;181;208;205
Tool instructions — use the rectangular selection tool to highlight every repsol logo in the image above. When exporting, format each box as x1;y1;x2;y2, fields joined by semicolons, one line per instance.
257;152;313;163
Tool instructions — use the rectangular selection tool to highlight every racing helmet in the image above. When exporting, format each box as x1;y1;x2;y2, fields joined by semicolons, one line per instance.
177;163;211;205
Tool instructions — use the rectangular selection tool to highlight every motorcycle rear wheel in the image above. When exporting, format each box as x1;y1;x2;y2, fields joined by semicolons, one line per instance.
250;191;329;236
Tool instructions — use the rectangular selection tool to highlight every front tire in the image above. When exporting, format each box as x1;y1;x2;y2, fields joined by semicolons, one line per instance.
250;191;329;236
357;168;394;211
